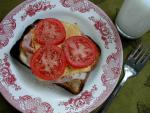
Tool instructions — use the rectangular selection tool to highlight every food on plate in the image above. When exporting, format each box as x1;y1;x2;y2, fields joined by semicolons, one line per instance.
30;45;67;80
34;18;66;45
10;18;100;94
63;36;99;68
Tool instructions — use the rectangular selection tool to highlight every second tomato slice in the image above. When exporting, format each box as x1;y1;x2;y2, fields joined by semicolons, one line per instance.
63;36;99;68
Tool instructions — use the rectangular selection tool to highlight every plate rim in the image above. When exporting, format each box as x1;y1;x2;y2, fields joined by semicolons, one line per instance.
0;0;123;112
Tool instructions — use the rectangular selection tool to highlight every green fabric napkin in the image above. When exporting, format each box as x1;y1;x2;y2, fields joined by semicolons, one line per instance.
0;0;22;21
0;0;150;113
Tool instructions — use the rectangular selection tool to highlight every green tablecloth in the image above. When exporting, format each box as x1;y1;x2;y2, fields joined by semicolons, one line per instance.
0;0;150;113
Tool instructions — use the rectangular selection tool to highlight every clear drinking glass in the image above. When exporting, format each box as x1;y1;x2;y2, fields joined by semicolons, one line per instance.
115;0;150;39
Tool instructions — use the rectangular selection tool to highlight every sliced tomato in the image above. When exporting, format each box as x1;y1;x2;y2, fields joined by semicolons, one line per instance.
63;36;99;68
30;45;67;80
34;18;66;45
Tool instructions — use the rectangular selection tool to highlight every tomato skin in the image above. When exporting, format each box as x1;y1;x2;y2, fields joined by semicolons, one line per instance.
63;36;99;68
30;45;67;80
34;18;66;45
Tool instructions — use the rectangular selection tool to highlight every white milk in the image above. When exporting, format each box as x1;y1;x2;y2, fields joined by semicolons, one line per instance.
115;0;150;39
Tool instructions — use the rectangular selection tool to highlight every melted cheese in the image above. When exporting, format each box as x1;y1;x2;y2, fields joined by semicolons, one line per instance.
62;22;81;38
20;21;94;79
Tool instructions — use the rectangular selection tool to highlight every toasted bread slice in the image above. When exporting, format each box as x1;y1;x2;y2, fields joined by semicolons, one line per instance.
56;79;88;94
10;19;100;94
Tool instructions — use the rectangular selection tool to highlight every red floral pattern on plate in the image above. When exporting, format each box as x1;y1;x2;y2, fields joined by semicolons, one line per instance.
101;47;122;85
0;54;54;112
13;95;53;113
89;16;114;49
21;1;56;21
0;0;36;49
59;85;97;112
0;17;16;49
60;1;116;49
0;0;55;49
60;0;95;13
0;53;21;91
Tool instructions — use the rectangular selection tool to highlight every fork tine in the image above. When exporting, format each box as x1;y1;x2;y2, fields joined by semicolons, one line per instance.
134;47;145;60
136;47;150;64
142;54;150;64
128;44;142;60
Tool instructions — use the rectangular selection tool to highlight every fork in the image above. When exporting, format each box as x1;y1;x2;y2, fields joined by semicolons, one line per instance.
97;44;150;113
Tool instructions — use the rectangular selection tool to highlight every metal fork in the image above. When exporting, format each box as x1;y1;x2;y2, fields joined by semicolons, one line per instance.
98;44;150;113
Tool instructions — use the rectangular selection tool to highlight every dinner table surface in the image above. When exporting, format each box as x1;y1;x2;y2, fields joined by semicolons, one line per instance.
0;0;150;113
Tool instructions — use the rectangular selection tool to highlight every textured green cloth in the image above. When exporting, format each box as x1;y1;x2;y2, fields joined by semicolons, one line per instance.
0;0;150;113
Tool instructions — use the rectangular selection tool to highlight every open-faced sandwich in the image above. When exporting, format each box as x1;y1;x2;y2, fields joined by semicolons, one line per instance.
10;18;100;94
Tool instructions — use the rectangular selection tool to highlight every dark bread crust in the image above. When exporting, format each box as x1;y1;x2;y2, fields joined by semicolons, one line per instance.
56;74;89;94
56;80;85;94
10;19;100;95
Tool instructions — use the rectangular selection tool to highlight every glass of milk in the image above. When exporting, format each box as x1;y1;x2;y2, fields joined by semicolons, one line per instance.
115;0;150;39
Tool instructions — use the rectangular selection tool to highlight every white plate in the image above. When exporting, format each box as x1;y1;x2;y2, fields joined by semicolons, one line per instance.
0;0;123;113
